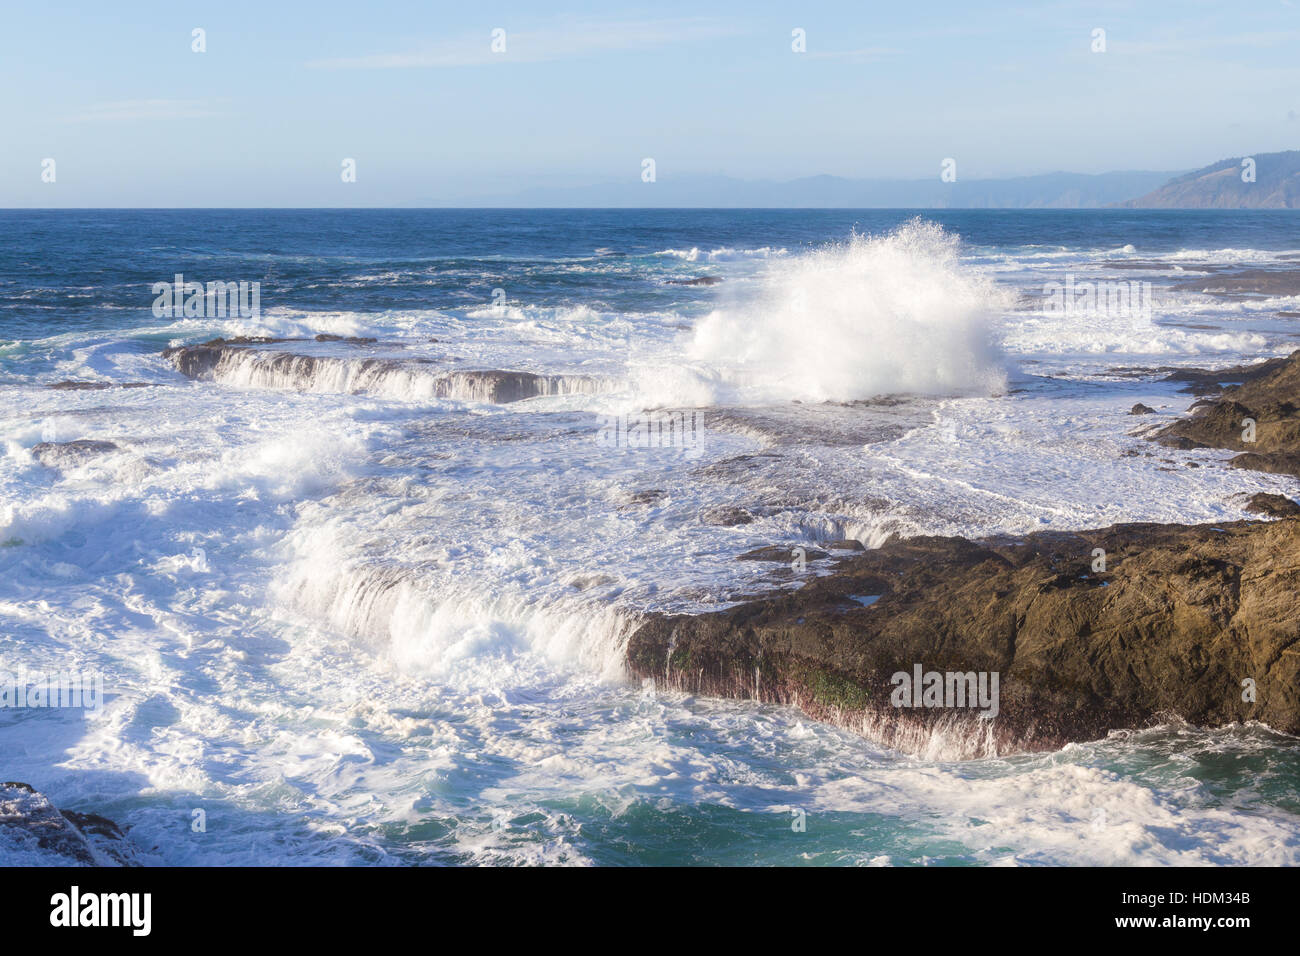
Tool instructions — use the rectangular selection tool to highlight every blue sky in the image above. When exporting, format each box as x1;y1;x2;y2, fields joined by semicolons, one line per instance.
2;0;1297;206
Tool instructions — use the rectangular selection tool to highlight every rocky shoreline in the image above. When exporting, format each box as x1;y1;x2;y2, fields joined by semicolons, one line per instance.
0;782;138;866
1153;348;1300;477
626;351;1300;758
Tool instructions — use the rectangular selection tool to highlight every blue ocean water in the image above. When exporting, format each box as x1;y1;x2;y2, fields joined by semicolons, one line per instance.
2;209;1299;865
4;208;1300;340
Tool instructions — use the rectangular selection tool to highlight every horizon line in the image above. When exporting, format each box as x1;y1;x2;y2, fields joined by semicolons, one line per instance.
1;206;1293;212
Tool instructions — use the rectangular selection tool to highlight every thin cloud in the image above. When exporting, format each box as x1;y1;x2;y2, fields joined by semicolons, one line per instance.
308;18;742;69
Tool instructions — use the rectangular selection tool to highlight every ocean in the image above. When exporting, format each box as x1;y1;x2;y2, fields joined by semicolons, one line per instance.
2;208;1299;865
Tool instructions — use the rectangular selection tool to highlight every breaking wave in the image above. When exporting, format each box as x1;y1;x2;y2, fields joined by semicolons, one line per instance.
680;220;1011;404
165;345;613;403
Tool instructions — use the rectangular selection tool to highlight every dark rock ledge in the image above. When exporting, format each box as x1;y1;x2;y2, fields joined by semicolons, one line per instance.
0;782;139;865
626;352;1300;758
1154;348;1300;477
161;341;604;404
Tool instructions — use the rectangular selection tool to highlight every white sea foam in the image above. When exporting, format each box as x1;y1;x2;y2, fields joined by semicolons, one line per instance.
653;246;788;262
177;347;614;403
275;531;637;683
4;222;1300;866
673;220;1012;404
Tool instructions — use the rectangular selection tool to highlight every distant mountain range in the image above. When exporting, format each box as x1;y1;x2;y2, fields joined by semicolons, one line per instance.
1120;150;1300;208
428;149;1300;209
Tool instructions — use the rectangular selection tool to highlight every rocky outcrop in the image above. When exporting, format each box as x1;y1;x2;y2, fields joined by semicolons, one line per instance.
47;381;153;391
628;518;1300;757
314;334;377;344
162;342;608;403
626;351;1300;758
0;782;138;866
31;439;119;468
1153;349;1300;477
432;369;606;404
1171;269;1300;298
1245;493;1300;518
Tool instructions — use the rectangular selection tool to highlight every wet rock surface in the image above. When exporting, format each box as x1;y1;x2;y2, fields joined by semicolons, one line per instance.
31;439;119;468
313;333;378;344
1159;353;1294;392
628;352;1300;757
47;381;153;391
737;545;830;562
700;505;754;527
0;782;138;866
162;342;605;403
1171;268;1300;297
629;518;1300;757
1245;492;1300;517
1153;349;1300;476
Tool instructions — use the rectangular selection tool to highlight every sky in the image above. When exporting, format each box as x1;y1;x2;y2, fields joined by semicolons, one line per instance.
1;0;1297;206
